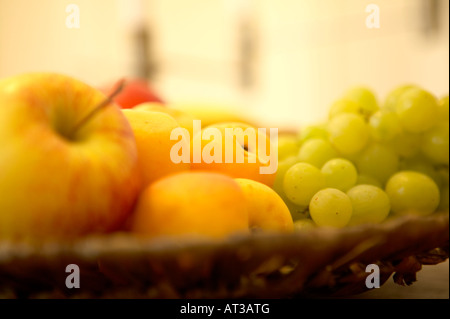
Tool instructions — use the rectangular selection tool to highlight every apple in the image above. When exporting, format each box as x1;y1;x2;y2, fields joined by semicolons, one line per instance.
100;78;164;109
129;171;249;239
0;72;142;240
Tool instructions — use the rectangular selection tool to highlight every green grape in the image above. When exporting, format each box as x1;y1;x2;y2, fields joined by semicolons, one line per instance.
321;158;358;192
293;218;316;231
369;110;402;142
277;134;300;161
356;174;383;188
385;171;440;216
273;156;310;220
309;188;353;228
298;138;339;168
298;123;329;144
277;189;310;221
400;155;443;187
341;148;363;164
328;113;370;155
343;86;379;120
284;197;310;220
383;84;417;111
272;156;302;195
386;131;423;158
438;186;449;212
356;143;399;186
328;98;361;119
395;87;439;133
283;162;326;207
347;184;391;226
421;120;449;166
437;95;449;120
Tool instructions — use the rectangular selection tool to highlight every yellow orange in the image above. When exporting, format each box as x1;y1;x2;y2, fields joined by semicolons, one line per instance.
133;102;196;137
190;122;277;187
122;109;190;188
129;171;249;239
235;178;294;233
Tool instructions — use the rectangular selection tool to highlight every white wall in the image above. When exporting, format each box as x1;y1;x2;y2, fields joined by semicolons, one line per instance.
0;0;131;87
251;0;450;128
0;0;448;128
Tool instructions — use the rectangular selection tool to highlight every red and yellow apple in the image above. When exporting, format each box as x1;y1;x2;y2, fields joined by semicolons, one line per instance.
100;78;164;109
0;72;142;239
128;171;249;239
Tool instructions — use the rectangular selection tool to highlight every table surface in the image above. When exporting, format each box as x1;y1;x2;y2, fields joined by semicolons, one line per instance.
347;260;449;299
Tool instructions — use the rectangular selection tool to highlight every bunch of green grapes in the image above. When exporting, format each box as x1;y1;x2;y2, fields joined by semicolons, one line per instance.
274;85;449;230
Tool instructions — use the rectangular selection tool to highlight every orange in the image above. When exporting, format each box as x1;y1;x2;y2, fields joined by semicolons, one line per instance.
133;102;196;137
122;109;190;188
235;178;294;233
129;171;249;239
190;122;277;187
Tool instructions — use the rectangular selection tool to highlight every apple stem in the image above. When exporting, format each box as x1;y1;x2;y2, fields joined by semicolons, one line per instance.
69;79;126;137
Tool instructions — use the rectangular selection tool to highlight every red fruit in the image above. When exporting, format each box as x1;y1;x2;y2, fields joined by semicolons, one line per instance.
100;78;164;109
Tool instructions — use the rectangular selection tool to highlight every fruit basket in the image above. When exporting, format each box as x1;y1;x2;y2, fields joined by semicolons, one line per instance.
0;74;448;300
0;212;448;299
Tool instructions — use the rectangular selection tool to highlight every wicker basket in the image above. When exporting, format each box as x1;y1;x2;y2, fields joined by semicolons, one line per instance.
0;212;448;299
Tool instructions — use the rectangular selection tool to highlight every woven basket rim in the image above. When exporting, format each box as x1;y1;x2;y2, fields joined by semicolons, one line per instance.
0;212;448;299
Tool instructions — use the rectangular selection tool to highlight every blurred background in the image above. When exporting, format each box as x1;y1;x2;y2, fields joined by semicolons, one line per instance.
0;0;448;128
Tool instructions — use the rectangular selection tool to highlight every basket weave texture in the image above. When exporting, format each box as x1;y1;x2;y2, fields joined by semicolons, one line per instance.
0;213;448;299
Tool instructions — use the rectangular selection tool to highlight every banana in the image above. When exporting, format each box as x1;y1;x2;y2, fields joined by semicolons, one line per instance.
169;102;258;128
